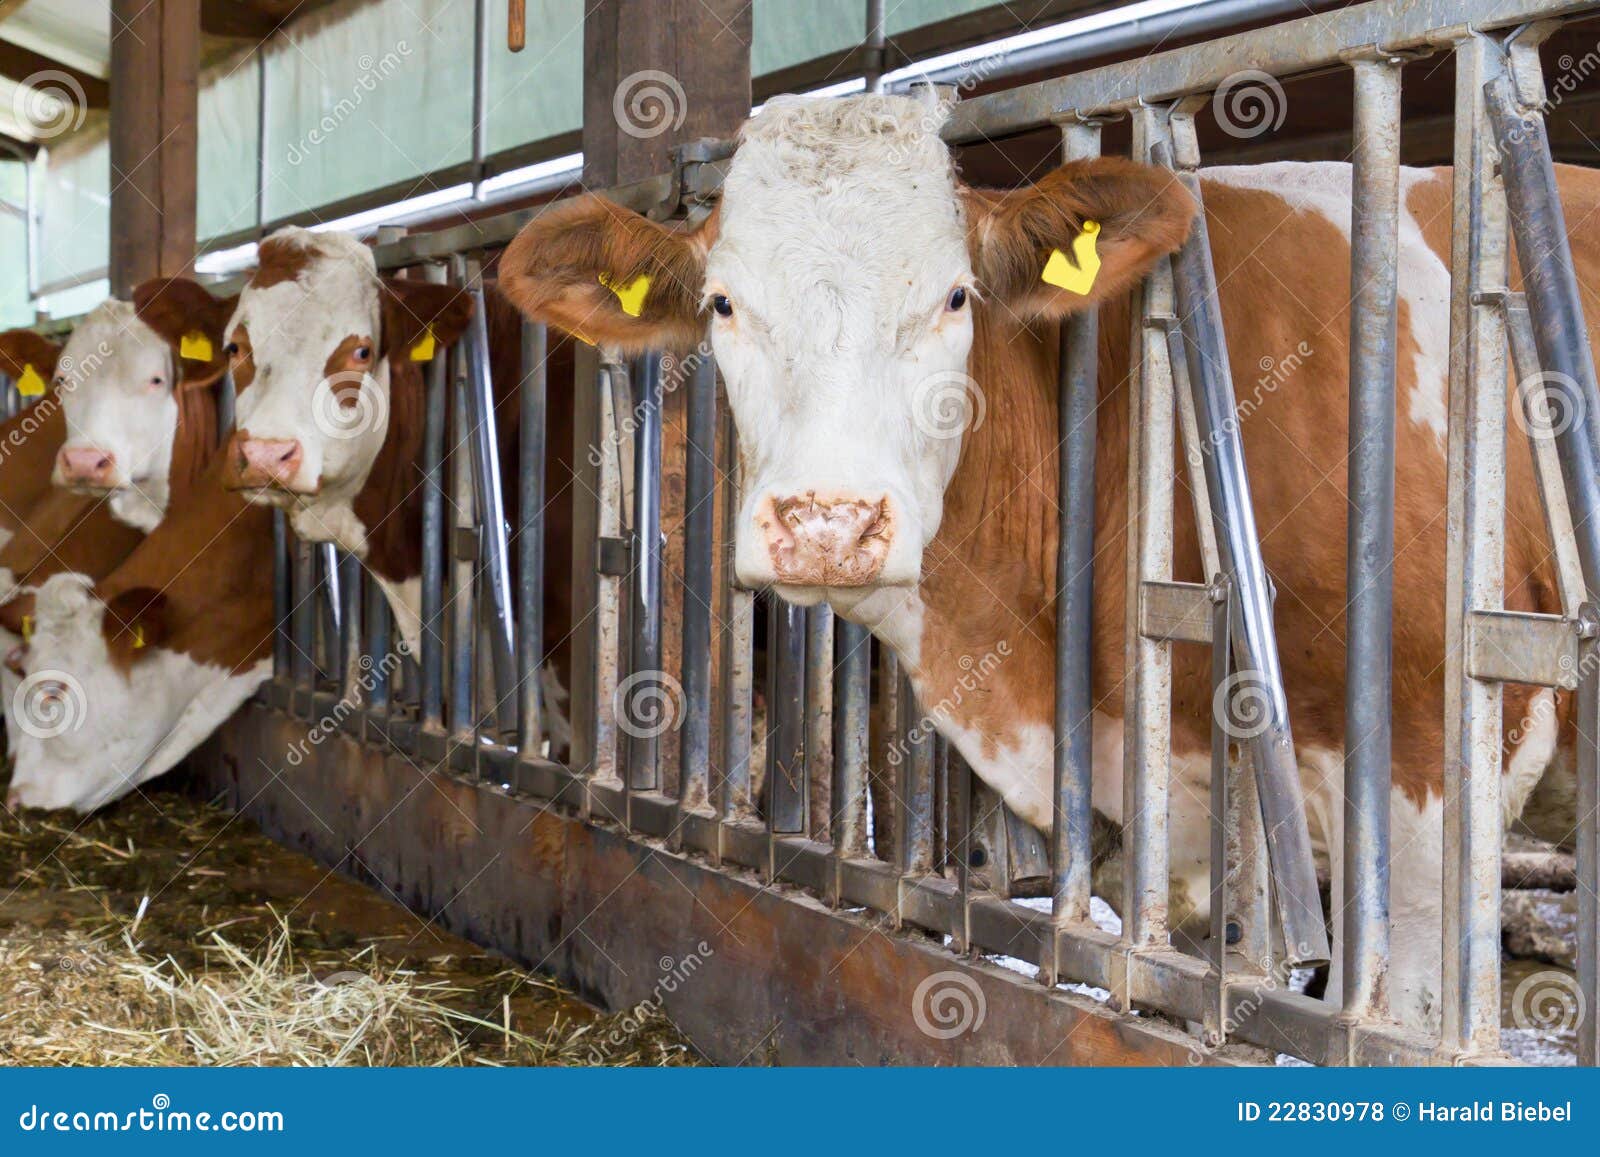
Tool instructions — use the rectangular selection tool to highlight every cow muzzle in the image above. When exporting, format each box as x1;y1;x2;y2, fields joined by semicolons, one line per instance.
226;434;306;491
755;492;894;588
55;446;118;489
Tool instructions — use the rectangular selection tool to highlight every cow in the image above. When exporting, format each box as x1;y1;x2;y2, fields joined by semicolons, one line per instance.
497;91;1595;1034
3;454;273;812
217;227;573;747
0;330;71;548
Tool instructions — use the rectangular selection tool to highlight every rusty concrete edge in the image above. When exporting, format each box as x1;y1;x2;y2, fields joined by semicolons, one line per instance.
184;704;1241;1067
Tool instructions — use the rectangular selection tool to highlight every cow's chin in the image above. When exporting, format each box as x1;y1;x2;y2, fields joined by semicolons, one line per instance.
235;483;316;508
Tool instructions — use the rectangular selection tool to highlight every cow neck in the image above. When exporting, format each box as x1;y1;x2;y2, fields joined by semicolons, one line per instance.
347;354;426;584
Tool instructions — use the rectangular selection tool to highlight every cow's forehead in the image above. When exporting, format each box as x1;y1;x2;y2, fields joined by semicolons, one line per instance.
235;229;380;345
64;300;167;379
711;95;969;312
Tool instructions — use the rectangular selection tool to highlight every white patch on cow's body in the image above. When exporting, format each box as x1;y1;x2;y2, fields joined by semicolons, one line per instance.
0;527;13;554
1201;162;1452;444
230;228;391;501
7;574;267;813
710;95;976;592
1504;687;1560;826
290;499;371;560
54;299;180;526
372;573;422;657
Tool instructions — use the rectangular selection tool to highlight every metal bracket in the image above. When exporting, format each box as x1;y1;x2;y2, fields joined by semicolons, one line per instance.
1466;609;1584;688
648;137;735;223
1139;580;1215;645
452;524;480;562
598;534;631;577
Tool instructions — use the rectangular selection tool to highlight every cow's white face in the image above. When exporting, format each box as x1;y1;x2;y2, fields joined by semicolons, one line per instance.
706;97;976;601
4;576;205;812
226;228;390;506
52;301;179;517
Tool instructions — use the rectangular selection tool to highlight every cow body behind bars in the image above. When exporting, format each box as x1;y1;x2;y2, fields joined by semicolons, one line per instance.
217;228;573;751
499;93;1594;1034
1;283;252;810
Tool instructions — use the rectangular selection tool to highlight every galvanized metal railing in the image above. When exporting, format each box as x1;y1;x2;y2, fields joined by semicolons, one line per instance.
251;0;1600;1066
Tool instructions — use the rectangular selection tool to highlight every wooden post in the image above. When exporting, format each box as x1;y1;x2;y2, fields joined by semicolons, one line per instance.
575;0;750;799
109;0;199;296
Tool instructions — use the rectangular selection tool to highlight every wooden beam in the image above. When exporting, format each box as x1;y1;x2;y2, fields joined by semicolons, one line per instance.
109;0;199;295
201;0;339;39
0;41;109;108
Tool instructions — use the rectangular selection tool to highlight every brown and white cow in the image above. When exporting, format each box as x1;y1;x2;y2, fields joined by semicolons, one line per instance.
499;92;1592;1032
217;227;574;745
3;453;273;812
0;330;70;546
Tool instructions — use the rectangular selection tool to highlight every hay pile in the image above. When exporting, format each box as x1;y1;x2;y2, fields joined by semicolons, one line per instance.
0;791;698;1067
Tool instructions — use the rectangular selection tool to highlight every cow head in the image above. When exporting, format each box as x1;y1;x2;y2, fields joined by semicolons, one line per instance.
4;578;208;812
47;282;233;531
502;93;1193;606
221;228;471;512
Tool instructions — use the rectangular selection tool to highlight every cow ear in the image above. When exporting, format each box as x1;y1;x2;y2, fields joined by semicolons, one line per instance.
132;277;237;390
0;329;62;386
101;587;168;669
380;280;473;363
500;194;713;353
965;157;1196;319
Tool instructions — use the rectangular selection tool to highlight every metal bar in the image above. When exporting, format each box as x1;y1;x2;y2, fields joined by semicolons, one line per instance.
896;672;935;880
1578;614;1600;1066
291;536;315;690
420;293;449;733
338;551;362;703
1051;116;1101;963
1442;33;1508;1055
272;508;290;677
319;543;342;680
680;350;717;812
719;405;754;822
804;605;834;839
592;354;627;789
517;320;547;752
767;599;807;835
628;353;665;794
447;347;477;745
948;746;973;953
1156;128;1329;967
471;0;489;197
1122;104;1177;955
1342;54;1401;1022
364;566;392;714
864;0;887;93
832;620;872;865
463;270;519;736
1486;71;1600;597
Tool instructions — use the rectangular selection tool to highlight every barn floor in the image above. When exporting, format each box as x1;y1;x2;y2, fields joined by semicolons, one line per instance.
0;783;700;1066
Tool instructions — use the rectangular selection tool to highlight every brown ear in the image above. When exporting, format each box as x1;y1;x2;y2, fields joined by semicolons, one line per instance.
380;279;474;362
101;587;168;670
132;277;238;390
965;157;1197;319
500;194;713;353
0;329;62;383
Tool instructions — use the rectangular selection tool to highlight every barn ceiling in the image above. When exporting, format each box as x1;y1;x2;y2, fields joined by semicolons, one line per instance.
0;0;344;150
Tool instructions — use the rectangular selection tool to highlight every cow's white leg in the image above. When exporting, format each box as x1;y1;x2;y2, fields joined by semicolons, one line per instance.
1389;787;1444;1031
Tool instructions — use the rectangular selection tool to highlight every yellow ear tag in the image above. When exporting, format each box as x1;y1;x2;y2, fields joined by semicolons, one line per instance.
598;272;651;318
1041;220;1102;296
409;326;436;362
16;364;46;398
132;623;145;650
20;615;32;642
179;331;214;362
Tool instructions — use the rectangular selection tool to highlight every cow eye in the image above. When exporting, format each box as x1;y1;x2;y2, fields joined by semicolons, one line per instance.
149;376;165;388
224;342;239;357
711;294;733;318
353;346;372;363
947;287;968;312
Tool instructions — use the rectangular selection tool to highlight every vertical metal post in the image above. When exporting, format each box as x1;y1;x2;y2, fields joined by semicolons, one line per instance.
863;0;887;93
1122;104;1177;954
718;405;754;823
766;599;807;835
254;42;268;235
895;672;935;879
1342;55;1401;1023
470;0;489;198
420;286;449;733
448;351;477;745
364;568;392;715
318;542;342;679
804;605;835;838
272;508;290;677
338;551;363;703
831;620;872;862
1580;617;1600;1067
463;267;518;735
1051;116;1101;974
680;351;717;812
517;320;548;754
291;537;315;691
628;352;664;794
1442;34;1508;1055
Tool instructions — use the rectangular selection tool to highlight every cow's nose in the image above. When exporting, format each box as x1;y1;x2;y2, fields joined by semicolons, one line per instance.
232;437;303;488
56;446;116;487
758;493;894;587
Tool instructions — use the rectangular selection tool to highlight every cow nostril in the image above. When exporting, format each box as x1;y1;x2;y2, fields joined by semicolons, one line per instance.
277;447;297;464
